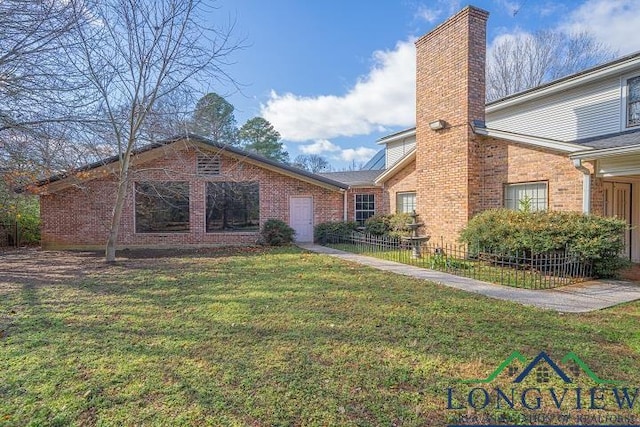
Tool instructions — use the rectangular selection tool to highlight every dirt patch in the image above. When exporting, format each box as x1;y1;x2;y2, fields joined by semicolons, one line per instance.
0;246;266;290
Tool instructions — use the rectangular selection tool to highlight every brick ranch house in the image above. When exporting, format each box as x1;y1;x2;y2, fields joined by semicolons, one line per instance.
34;137;350;249
35;5;640;260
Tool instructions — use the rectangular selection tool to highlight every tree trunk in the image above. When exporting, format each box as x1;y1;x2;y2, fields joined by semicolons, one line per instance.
105;156;131;263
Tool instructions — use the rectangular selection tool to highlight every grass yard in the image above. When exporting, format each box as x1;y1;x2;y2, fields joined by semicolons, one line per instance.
1;246;639;426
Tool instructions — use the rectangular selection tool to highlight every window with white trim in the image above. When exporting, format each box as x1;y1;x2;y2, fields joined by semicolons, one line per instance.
355;194;375;225
627;76;640;127
504;182;548;212
396;191;416;213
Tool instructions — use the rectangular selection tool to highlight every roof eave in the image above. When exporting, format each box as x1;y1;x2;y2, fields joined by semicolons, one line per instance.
35;135;348;193
472;125;588;153
570;143;640;161
374;149;416;184
376;127;417;145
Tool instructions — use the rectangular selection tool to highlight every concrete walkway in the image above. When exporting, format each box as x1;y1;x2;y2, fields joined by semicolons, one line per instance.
297;243;640;313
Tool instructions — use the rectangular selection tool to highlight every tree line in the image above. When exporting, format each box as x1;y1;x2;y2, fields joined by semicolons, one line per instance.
188;92;330;173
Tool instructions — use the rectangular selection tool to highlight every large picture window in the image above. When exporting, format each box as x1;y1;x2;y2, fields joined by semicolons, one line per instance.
504;182;548;212
355;194;375;225
627;76;640;127
135;182;190;233
396;192;416;213
206;182;260;232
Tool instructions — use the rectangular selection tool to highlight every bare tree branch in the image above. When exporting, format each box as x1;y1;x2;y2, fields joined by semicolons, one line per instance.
487;30;617;101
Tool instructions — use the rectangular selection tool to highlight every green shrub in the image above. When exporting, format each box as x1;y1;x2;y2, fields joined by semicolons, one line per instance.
386;212;414;238
314;221;358;244
260;219;295;246
364;213;414;238
460;209;629;278
0;183;40;245
364;214;389;236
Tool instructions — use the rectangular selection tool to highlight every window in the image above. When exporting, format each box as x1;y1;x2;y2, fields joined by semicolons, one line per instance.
628;76;640;127
504;182;547;212
206;182;259;232
135;182;189;233
197;154;221;176
396;192;416;213
355;194;375;225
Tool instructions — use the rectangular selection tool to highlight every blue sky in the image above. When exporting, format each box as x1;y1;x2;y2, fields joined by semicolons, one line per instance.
208;0;640;169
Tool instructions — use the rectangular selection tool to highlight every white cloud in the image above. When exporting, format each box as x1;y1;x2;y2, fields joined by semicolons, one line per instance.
337;147;379;163
299;139;340;154
415;5;441;23
560;0;640;55
261;40;416;142
299;139;378;163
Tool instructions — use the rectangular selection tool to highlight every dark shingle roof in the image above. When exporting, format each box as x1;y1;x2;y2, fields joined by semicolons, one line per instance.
318;170;382;187
574;128;640;150
34;134;348;190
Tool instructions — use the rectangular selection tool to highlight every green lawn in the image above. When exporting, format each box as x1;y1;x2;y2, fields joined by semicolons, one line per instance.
1;246;639;426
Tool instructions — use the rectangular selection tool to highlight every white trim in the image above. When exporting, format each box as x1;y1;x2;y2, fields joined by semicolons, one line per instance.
570;143;640;160
621;72;640;131
374;149;416;184
473;126;588;153
354;192;376;224
376;127;416;145
572;159;591;214
487;54;640;113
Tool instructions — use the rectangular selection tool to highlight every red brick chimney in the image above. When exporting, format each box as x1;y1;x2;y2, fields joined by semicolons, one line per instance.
415;6;488;243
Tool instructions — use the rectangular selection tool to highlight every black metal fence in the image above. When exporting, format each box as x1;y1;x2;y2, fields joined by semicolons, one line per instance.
322;232;592;289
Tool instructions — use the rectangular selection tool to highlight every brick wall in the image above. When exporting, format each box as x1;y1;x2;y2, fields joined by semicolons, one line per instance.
40;144;344;249
477;137;585;212
415;6;489;242
383;159;417;214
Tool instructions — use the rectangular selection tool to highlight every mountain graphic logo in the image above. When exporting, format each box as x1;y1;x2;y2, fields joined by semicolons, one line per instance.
460;351;622;385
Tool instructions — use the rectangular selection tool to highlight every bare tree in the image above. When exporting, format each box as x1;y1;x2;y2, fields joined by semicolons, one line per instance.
487;30;617;101
292;154;331;173
68;0;239;262
0;1;91;181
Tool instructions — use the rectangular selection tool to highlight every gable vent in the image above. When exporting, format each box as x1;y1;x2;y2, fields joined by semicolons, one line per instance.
197;154;221;176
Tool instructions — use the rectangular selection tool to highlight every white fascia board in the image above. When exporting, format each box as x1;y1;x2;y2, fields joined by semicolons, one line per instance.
376;127;417;145
374;149;416;184
486;56;640;113
570;144;640;161
475;127;588;153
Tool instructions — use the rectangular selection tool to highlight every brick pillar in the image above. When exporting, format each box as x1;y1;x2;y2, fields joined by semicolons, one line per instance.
415;6;488;243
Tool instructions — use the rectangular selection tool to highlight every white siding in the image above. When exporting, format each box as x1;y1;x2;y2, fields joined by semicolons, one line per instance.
597;154;640;177
385;136;416;168
486;76;622;141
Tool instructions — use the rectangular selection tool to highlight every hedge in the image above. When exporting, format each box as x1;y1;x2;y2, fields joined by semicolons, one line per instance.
459;209;629;278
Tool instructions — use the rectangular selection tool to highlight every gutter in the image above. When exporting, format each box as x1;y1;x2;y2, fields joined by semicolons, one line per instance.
343;190;348;221
572;159;591;214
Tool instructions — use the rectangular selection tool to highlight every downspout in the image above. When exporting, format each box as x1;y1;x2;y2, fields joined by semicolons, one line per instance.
572;159;591;214
343;189;348;221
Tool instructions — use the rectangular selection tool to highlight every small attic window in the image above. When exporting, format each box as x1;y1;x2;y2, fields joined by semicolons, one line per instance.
197;154;221;176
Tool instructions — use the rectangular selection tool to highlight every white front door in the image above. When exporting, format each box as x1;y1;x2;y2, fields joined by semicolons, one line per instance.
603;181;632;258
290;197;313;242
